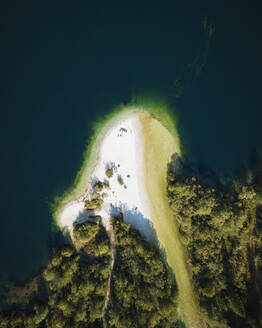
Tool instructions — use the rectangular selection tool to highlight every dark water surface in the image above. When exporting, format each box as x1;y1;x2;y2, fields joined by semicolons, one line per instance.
0;1;262;285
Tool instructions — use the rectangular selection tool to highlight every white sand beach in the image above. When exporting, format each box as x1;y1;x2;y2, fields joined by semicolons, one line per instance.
59;114;153;240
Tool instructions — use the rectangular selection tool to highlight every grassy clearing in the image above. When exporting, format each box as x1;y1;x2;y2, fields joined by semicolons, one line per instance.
139;113;202;328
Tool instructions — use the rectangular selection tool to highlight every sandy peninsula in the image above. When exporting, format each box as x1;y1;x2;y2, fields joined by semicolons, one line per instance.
58;111;202;328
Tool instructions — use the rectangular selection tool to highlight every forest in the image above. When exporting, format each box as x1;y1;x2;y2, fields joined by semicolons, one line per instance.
1;155;262;327
108;214;178;327
167;156;262;328
0;216;178;327
0;221;112;328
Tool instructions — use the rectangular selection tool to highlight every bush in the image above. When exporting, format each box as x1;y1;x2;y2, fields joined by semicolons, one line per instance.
73;221;100;243
105;168;114;178
93;181;104;192
85;198;104;211
117;176;124;185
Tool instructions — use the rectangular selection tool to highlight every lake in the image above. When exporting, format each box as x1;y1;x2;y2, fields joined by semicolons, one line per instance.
0;1;261;286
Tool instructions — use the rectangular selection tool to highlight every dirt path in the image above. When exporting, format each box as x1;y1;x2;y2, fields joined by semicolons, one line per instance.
139;113;204;328
103;227;116;328
246;203;262;309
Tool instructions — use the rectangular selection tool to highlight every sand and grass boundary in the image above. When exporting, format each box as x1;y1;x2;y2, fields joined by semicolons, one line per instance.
51;98;180;229
139;113;202;328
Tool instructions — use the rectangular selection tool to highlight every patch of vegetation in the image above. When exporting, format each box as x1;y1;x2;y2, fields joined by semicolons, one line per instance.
85;198;104;211
0;223;111;328
93;181;104;192
73;221;100;244
117;176;124;186
108;214;178;328
0;212;179;328
3;276;42;310
105;168;113;178
101;192;108;198
103;182;110;189
91;191;100;199
167;166;262;328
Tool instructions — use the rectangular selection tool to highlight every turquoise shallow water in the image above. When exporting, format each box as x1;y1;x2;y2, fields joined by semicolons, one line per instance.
0;1;262;286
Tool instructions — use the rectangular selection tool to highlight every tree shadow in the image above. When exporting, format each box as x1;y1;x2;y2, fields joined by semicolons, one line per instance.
105;161;117;171
108;203;158;245
73;209;93;226
168;153;232;193
169;149;262;193
234;148;262;185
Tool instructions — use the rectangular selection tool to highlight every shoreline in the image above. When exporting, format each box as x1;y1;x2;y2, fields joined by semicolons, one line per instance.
58;113;153;241
139;113;202;328
53;102;180;228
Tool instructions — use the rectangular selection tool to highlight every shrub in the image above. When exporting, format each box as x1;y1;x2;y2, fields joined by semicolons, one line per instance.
105;168;114;178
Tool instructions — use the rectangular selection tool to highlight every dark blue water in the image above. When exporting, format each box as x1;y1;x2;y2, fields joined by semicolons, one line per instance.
0;1;262;286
